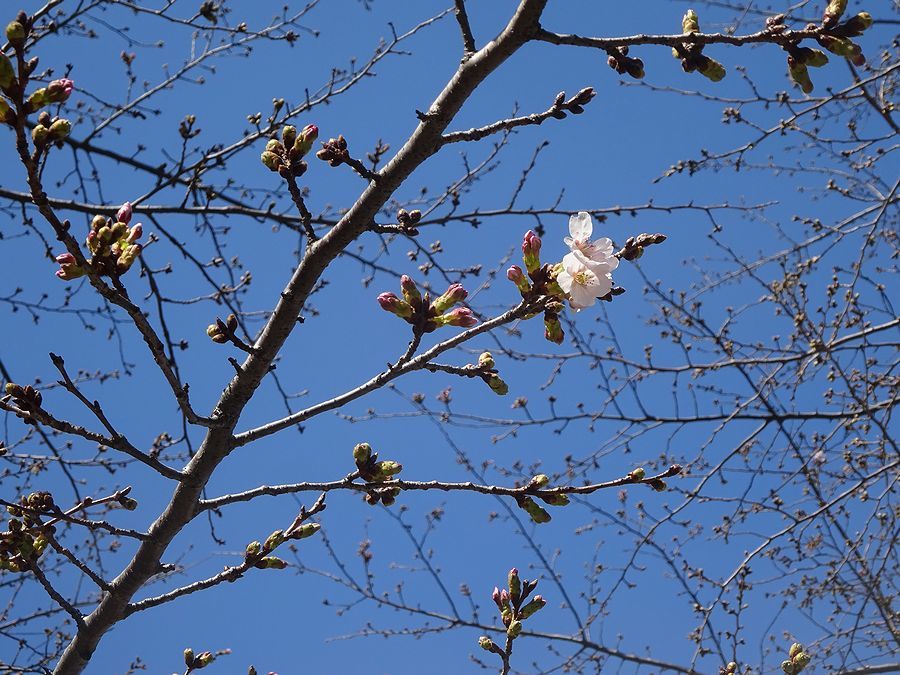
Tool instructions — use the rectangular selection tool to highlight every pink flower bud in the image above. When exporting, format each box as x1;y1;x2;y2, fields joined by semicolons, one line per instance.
377;292;413;319
431;282;467;314
46;78;74;103
55;252;76;265
522;230;542;272
127;223;143;243
439;307;477;328
507;264;530;293
301;124;318;142
116;201;133;225
492;586;502;607
399;274;421;304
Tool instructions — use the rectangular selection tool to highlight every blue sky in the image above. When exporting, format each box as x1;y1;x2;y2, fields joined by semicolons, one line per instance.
2;0;896;673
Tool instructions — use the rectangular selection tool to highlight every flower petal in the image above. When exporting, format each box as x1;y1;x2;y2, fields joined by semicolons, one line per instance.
568;211;592;241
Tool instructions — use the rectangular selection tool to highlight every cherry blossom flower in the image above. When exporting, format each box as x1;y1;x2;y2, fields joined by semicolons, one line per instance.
556;252;612;310
564;211;619;274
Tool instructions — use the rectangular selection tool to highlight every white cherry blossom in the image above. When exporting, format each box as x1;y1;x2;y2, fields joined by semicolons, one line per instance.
556;252;613;311
564;211;619;274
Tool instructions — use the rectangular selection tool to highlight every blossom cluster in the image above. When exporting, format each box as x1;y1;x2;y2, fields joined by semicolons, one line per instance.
54;201;144;281
378;276;476;332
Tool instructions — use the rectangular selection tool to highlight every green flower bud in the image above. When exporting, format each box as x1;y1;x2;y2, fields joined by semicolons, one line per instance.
544;314;564;345
258;556;288;569
649;479;668;492
5;21;26;46
0;53;15;92
265;138;282;153
507;620;522;639
835;12;873;36
0;96;12;125
291;522;320;540
478;352;495;369
245;540;262;558
487;375;509;396
508;567;521;603
264;529;285;551
531;474;550;488
519;496;551;523
629;467;646;481
817;35;862;60
538;492;570;507
789;644;803;659
282;125;297;148
353;442;372;467
697;56;726;82
822;0;847;27
478;636;495;651
792;652;811;671
682;9;700;33
184;648;195;667
260;150;282;172
195;651;215;667
31;125;49;146
48;118;71;141
781;660;796;675
518;594;546;619
375;460;403;479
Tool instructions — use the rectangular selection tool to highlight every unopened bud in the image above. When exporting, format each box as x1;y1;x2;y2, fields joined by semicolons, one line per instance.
478;636;495;651
353;442;372;466
48;118;71;141
5;21;26;46
31;125;49;146
116;202;133;225
264;529;285;551
184;648;195;667
544;314;564;345
291;523;320;540
822;0;847;27
507;264;530;294
629;467;646;481
486;374;508;395
260;150;282;172
697;55;726;82
437;307;478;328
282;125;297;148
377;291;413;319
399;275;421;304
431;283;467;314
522;230;542;273
518;594;546;619
507;620;522;639
682;9;700;33
478;352;495;369
531;474;550;488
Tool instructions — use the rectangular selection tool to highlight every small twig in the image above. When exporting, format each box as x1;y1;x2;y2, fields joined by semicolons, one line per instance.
453;0;477;54
26;560;86;630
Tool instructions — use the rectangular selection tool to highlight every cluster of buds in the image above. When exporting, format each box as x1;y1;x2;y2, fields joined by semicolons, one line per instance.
315;134;350;167
630;464;682;491
378;276;477;332
618;232;667;261
183;649;216;672
779;2;871;93
31;110;71;147
55;202;144;281
781;643;812;674
261;123;318;178
786;46;829;93
507;231;567;345
244;520;320;572
720;662;738;675
4;382;43;416
673;10;727;82
478;568;546;654
207;313;238;344
606;47;644;79
397;208;422;234
514;474;570;524
1;491;55;573
353;442;403;506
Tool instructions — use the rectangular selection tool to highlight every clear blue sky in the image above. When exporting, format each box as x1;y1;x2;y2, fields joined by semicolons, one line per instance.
2;1;895;673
